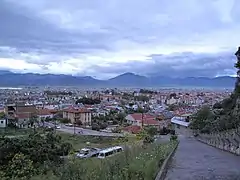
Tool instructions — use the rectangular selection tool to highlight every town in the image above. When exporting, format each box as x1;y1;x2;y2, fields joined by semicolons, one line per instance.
0;87;230;134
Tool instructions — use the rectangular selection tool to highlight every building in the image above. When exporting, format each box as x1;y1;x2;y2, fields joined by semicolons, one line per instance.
0;119;7;128
171;116;191;136
125;113;160;128
37;108;55;120
5;102;37;127
62;108;92;126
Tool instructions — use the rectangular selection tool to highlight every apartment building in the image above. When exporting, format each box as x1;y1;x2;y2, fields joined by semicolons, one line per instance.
62;108;92;126
5;102;37;126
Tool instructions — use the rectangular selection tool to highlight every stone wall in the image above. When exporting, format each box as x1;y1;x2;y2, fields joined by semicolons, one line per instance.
197;128;240;155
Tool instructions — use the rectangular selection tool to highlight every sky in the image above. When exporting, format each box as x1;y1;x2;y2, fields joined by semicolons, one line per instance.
0;0;240;79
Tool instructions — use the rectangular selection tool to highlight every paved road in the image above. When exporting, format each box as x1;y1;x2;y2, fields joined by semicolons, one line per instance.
165;135;240;180
44;122;123;137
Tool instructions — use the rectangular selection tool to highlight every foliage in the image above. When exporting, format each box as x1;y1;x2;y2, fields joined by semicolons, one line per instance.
167;104;177;111
145;126;158;137
75;120;82;126
59;118;71;124
75;97;101;105
91;123;100;131
44;90;73;96
134;95;150;102
170;135;178;141
32;142;177;180
143;135;154;144
0;112;5;119
6;153;36;179
190;48;240;134
139;89;157;94
0;130;72;179
189;106;213;133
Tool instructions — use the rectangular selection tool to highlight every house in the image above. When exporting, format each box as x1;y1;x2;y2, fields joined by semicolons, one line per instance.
0;119;7;128
5;102;37;127
122;125;141;134
62;108;92;126
125;113;160;128
37;108;55;120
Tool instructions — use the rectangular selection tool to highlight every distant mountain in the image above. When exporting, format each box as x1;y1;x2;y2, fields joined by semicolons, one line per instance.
0;70;236;88
108;73;149;86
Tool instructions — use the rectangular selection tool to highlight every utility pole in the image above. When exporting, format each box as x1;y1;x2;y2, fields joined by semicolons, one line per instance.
74;119;76;135
142;106;144;128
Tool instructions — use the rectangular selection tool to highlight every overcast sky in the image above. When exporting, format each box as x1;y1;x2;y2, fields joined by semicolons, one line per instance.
0;0;239;79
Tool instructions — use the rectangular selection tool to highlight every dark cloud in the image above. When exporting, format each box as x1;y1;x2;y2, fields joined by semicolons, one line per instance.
88;52;237;78
0;0;239;78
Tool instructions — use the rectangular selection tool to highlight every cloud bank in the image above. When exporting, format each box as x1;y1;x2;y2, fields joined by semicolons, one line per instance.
0;0;239;79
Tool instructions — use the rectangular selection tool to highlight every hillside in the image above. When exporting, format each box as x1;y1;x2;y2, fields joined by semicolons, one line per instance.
190;47;240;133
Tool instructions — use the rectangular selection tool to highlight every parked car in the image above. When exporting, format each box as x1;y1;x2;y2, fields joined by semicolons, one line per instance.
76;148;101;158
66;123;73;127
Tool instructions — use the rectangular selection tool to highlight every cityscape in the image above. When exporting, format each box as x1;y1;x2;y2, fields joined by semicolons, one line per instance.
1;0;240;180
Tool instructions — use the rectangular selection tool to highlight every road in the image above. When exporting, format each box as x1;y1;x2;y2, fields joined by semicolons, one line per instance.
44;122;123;137
164;135;240;180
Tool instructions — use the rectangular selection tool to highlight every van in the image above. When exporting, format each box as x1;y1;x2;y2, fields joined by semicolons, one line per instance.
98;146;123;159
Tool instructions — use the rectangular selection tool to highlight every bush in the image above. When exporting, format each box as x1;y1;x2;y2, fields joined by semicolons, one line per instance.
0;131;72;179
143;135;154;144
34;142;177;180
170;135;178;141
99;123;108;129
91;123;100;131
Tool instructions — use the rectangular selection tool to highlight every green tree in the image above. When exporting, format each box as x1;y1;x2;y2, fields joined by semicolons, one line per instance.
59;118;71;124
145;126;157;137
190;106;213;133
7;153;36;179
116;112;126;125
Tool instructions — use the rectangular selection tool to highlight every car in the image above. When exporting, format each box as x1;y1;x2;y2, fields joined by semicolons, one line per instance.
55;126;61;129
76;148;101;158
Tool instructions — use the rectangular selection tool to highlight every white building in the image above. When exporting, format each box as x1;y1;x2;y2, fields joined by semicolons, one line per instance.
0;119;7;128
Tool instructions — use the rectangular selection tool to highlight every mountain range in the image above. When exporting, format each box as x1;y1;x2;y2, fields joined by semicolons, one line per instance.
0;71;236;88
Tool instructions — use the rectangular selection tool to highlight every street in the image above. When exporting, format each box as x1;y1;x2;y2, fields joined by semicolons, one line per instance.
44;122;124;137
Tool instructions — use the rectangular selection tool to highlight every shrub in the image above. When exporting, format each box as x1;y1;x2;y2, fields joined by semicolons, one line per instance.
91;123;100;131
37;142;177;180
170;135;178;141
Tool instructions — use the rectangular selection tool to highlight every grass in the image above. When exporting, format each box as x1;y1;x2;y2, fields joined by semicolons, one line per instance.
31;141;178;180
0;127;35;136
57;131;139;151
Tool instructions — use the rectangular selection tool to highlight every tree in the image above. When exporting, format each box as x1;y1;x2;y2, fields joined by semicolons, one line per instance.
190;106;212;132
75;97;101;105
116;112;126;125
59;118;71;124
213;102;222;109
145;126;157;137
75;120;82;126
134;95;149;102
92;123;100;131
6;153;36;179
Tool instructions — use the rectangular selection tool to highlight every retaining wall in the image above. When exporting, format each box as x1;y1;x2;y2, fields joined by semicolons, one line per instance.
197;128;240;155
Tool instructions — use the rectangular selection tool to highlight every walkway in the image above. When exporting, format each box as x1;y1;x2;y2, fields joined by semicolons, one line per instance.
165;135;240;180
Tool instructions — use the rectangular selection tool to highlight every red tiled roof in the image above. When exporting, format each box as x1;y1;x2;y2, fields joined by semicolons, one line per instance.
123;125;141;134
38;109;53;116
16;113;32;119
130;113;155;121
139;119;160;125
